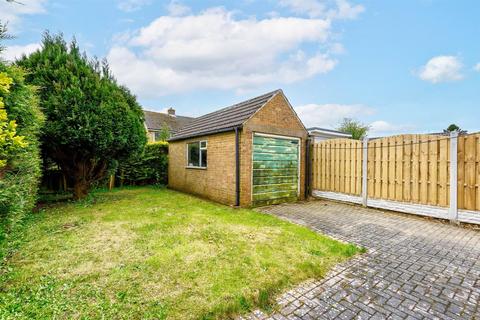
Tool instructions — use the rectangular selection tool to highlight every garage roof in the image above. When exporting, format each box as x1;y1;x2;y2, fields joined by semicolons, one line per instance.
169;89;281;141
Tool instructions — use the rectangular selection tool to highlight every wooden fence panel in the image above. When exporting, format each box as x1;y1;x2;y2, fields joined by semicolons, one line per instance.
458;136;465;210
312;133;480;212
458;133;480;211
383;137;390;199
311;139;362;195
411;135;420;203
403;135;412;202
438;138;449;207
395;136;403;201
367;140;375;198
348;143;353;193
374;139;382;198
419;135;429;204
388;137;395;200
477;135;480;211
365;135;449;207
356;140;362;194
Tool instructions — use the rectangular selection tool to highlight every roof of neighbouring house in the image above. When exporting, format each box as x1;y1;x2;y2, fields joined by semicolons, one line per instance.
307;127;352;137
143;110;195;134
169;89;283;141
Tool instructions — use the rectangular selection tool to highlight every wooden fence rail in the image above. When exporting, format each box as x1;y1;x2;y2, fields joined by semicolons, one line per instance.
312;133;480;222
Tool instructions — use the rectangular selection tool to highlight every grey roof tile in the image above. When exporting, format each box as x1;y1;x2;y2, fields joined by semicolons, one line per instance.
169;89;281;141
144;111;195;134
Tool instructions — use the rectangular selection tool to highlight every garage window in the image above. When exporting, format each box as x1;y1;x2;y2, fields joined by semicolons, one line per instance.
187;141;207;168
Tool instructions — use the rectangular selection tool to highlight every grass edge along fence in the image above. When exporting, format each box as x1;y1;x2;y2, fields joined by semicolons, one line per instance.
311;132;480;224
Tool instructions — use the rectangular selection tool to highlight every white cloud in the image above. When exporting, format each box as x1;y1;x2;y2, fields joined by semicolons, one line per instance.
328;42;345;55
1;43;41;61
108;7;343;97
418;55;464;83
167;0;191;17
0;0;47;29
295;103;413;136
334;0;365;19
279;0;326;18
369;120;414;137
294;103;375;128
117;0;151;12
279;0;364;19
474;63;480;72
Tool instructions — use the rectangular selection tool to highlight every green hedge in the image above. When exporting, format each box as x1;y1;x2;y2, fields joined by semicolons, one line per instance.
117;142;168;186
0;65;43;237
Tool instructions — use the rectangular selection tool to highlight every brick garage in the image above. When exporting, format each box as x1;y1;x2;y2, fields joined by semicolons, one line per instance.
168;90;308;207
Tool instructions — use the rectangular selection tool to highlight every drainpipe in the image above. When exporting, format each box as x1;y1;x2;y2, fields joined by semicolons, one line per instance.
305;137;311;199
235;127;241;207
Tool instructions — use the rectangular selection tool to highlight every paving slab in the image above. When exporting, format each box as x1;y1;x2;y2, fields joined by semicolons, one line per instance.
241;200;480;319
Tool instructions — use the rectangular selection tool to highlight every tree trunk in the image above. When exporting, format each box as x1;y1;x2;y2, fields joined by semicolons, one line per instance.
72;160;91;200
59;156;108;200
62;174;67;192
108;174;115;190
73;178;89;200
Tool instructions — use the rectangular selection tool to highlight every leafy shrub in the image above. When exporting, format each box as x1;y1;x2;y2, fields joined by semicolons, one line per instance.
117;142;168;186
0;64;43;236
0;71;27;169
17;33;146;199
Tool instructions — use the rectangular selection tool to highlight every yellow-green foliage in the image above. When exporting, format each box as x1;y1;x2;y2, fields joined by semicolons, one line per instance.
0;65;43;236
149;140;168;147
0;72;27;170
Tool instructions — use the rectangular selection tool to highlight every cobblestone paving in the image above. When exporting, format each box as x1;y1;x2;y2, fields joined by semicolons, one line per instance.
241;200;480;320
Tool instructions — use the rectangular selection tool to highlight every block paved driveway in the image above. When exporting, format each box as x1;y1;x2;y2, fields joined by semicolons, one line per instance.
242;200;480;320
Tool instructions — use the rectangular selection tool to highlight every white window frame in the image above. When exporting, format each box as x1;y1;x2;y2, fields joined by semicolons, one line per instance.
151;130;161;142
148;130;157;142
186;140;208;169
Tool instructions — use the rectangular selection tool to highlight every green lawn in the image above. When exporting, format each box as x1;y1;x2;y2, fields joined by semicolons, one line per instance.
0;187;361;320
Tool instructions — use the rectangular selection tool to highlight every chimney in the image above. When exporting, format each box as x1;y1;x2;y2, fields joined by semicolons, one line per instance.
167;107;175;116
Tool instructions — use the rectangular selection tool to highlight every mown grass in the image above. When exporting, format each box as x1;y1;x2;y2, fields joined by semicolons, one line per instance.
0;187;361;319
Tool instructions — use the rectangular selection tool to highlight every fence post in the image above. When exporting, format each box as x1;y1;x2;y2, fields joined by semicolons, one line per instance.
362;137;369;207
109;174;115;191
449;131;459;222
305;138;312;198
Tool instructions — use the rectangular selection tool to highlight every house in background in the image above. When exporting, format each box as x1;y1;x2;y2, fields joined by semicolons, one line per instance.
168;89;308;208
307;127;352;142
143;108;195;142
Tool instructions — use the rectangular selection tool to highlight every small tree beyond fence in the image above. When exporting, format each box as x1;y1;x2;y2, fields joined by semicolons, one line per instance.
311;132;480;224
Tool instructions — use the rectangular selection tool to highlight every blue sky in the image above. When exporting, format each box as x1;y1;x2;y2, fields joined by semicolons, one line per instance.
1;0;479;136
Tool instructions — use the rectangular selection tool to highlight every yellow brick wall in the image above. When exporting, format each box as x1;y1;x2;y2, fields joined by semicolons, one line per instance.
240;93;308;206
168;91;308;207
168;132;237;205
